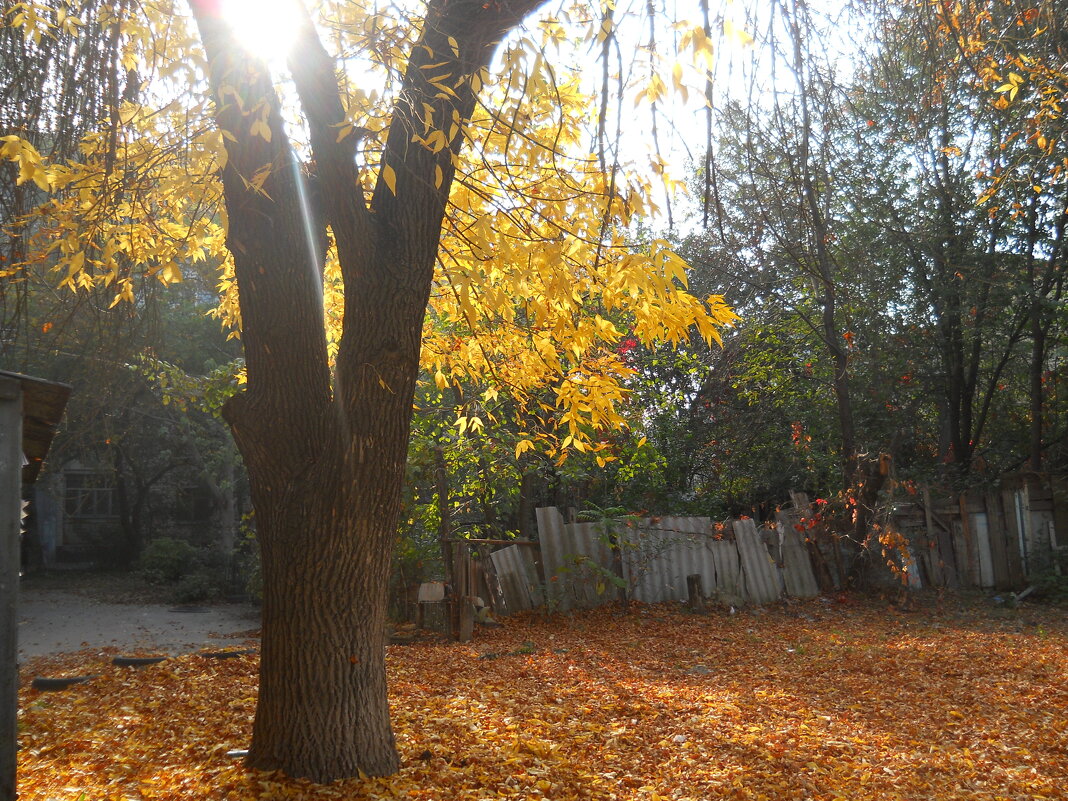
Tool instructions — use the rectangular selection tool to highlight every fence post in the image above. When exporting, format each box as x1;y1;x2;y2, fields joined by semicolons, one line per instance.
0;377;22;801
686;574;705;612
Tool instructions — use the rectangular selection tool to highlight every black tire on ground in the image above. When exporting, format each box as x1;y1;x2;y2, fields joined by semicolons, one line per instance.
30;675;96;691
112;656;168;667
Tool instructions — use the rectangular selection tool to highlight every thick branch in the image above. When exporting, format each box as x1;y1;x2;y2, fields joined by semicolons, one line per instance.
287;6;375;287
187;0;331;447
371;0;547;266
333;0;546;411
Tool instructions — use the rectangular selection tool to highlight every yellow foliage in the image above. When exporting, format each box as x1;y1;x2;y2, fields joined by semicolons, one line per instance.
5;0;737;455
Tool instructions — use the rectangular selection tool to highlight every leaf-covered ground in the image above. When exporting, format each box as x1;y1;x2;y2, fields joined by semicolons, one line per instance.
17;595;1068;800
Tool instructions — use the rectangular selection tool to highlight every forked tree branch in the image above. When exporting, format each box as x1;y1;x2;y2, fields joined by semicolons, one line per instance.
371;0;549;274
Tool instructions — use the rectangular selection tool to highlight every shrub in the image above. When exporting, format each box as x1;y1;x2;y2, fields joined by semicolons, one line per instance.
138;537;200;584
138;537;231;603
1031;569;1068;605
172;572;219;604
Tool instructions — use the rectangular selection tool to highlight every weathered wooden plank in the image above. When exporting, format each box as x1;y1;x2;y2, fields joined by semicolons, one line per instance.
921;487;944;587
1051;477;1068;549
984;493;1011;590
958;495;976;586
1001;489;1026;587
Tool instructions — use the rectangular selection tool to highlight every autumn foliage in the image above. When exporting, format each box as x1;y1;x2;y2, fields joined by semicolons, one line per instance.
18;598;1067;800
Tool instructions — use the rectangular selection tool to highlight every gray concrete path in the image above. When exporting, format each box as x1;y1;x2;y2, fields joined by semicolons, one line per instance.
17;588;260;661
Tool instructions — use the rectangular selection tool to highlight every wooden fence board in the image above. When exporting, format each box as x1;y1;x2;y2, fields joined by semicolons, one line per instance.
1052;477;1068;549
958;496;976;586
984;493;1010;590
934;517;959;588
1001;489;1026;587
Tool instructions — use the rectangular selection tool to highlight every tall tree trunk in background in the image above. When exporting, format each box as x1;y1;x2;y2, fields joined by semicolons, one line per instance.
1029;317;1046;471
1027;195;1067;472
436;445;453;587
478;455;499;534
189;0;544;781
784;0;857;488
518;468;536;541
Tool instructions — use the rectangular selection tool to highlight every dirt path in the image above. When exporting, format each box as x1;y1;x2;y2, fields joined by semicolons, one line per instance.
17;578;260;661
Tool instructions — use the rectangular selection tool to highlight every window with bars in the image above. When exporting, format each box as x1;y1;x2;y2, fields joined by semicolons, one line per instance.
64;471;118;519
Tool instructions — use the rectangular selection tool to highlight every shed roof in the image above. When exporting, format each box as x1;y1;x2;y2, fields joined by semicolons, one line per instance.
0;370;71;484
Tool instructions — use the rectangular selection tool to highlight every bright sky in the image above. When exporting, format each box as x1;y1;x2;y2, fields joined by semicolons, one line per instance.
214;0;858;230
220;0;303;64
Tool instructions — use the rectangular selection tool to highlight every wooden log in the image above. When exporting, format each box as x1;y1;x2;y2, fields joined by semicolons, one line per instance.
458;596;474;643
1001;488;1027;586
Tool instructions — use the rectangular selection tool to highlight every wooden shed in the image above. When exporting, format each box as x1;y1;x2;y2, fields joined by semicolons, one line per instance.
1;370;70;801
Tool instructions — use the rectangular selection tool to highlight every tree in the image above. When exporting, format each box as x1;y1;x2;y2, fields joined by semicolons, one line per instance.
924;0;1068;471
4;0;734;782
190;0;559;780
854;0;1068;478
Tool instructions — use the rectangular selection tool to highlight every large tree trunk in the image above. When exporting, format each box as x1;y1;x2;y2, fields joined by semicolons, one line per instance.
189;0;544;782
236;435;401;778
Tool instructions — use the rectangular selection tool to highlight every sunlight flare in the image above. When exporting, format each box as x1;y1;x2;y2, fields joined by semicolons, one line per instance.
221;0;303;64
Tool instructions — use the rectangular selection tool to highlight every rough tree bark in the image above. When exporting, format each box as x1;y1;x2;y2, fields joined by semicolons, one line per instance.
188;0;545;782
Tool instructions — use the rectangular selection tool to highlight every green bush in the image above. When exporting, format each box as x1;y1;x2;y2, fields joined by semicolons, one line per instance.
138;537;230;603
138;537;200;584
234;519;261;602
172;572;219;604
1031;569;1068;605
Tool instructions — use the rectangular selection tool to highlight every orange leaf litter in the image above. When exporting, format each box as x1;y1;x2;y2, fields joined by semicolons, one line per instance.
17;597;1068;800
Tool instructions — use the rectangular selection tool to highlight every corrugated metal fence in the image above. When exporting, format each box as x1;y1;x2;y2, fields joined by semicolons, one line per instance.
433;474;1067;628
491;507;821;614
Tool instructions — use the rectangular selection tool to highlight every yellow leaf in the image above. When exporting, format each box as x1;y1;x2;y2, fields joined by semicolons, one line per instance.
382;163;397;195
159;262;182;284
723;19;754;47
249;116;272;142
